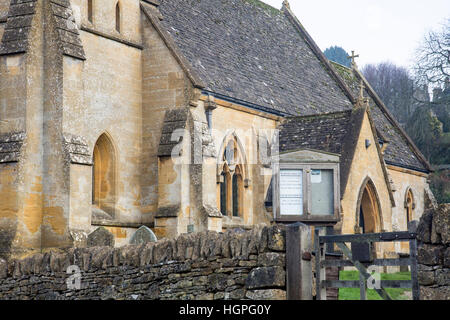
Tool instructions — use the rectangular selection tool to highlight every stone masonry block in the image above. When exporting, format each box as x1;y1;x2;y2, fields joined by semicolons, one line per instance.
245;266;285;289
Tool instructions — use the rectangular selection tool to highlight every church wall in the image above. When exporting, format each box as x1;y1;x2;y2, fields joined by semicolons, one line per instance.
55;0;146;249
209;100;279;230
388;166;428;253
0;1;46;258
0;22;4;41
64;30;143;226
340;111;394;255
40;0;72;252
70;0;142;45
141;10;196;238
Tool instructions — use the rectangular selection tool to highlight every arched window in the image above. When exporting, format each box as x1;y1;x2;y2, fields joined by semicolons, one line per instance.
87;0;93;23
219;169;229;215
232;166;243;217
405;188;415;225
115;2;121;33
92;133;116;218
217;136;245;218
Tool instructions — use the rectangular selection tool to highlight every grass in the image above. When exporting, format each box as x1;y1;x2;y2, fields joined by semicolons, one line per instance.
338;270;412;300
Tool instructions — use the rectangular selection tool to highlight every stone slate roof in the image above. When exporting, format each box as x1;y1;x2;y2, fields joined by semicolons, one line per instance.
157;0;353;116
279;110;353;154
278;108;368;199
330;62;431;172
0;0;85;59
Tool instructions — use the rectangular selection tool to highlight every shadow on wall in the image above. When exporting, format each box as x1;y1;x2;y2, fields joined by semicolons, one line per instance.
0;220;17;260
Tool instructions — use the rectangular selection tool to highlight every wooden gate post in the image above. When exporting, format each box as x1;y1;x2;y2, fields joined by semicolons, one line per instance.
286;223;313;300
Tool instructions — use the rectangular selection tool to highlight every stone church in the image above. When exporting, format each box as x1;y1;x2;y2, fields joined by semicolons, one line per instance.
0;0;434;259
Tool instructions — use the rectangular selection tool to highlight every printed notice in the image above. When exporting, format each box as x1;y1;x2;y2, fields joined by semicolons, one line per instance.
279;169;303;215
311;169;322;183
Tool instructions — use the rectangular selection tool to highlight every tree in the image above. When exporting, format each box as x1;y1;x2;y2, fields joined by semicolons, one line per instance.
414;19;450;90
406;106;443;163
324;46;351;68
362;62;416;124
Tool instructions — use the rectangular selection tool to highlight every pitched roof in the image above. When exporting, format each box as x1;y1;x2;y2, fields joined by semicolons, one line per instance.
279;108;367;199
279;110;353;155
150;0;430;174
330;62;431;173
156;0;353;116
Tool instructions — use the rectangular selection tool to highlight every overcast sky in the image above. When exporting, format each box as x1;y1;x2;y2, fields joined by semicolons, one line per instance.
261;0;449;70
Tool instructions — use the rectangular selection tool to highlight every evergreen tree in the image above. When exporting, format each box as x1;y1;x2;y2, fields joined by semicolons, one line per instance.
324;46;351;67
406;106;443;163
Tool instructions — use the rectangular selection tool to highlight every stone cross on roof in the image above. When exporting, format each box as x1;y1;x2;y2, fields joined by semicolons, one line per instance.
358;79;365;99
347;50;359;68
356;79;369;108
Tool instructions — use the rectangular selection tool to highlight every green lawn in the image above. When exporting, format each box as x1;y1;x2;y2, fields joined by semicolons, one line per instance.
338;270;412;300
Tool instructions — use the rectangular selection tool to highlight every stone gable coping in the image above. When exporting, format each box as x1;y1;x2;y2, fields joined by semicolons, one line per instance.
49;0;86;60
330;61;431;173
0;0;36;56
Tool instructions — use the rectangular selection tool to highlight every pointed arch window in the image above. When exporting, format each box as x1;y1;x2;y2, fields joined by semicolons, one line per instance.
405;188;415;225
217;136;246;218
92;133;116;219
220;169;229;215
115;2;121;33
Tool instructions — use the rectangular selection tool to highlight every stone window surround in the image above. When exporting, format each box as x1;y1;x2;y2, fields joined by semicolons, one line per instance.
273;162;340;224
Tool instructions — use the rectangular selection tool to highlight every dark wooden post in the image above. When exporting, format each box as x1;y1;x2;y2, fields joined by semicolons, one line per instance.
408;221;420;300
286;223;312;300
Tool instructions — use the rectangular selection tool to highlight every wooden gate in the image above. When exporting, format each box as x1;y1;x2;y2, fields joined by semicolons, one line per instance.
314;226;420;300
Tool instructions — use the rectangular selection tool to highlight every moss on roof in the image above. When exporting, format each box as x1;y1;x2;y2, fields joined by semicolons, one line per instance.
330;61;356;85
243;0;280;15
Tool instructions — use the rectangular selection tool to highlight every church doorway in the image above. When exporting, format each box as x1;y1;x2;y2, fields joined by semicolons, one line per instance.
356;178;383;256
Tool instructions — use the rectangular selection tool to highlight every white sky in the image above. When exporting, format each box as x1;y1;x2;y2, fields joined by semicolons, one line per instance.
261;0;449;70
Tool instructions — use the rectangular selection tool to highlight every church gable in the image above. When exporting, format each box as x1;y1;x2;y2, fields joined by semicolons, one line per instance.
330;61;431;173
339;108;396;235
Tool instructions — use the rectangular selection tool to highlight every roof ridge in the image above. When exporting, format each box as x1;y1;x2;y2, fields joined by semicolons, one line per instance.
141;2;206;89
353;68;432;172
242;0;281;15
329;60;352;71
285;109;352;121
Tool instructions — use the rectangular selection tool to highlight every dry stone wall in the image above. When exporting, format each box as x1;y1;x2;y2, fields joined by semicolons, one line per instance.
416;204;450;300
0;225;287;300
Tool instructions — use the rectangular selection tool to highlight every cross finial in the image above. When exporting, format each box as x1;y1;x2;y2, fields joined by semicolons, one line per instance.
356;79;369;108
282;0;290;9
358;79;365;99
347;50;359;68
